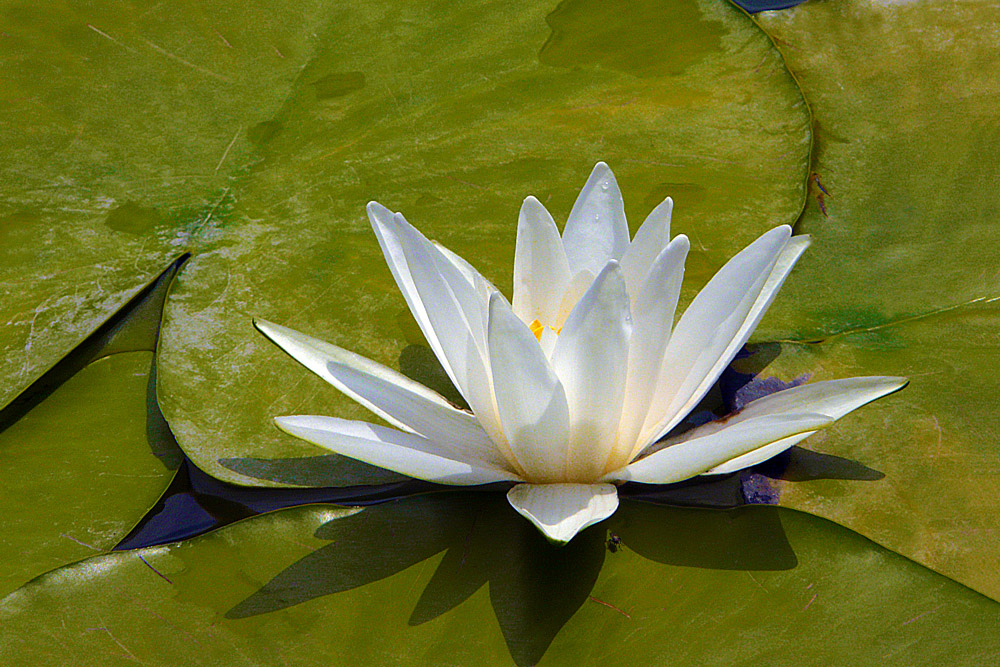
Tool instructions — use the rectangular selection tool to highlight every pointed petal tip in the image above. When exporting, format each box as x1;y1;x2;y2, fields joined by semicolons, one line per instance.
772;224;793;240
588;161;618;184
877;375;910;393
253;317;292;347
366;201;392;218
273;414;297;432
507;483;619;545
519;195;553;219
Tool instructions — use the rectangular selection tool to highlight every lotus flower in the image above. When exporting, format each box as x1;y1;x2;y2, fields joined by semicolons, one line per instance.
256;162;906;544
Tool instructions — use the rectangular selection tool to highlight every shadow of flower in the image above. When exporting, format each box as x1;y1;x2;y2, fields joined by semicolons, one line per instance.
225;492;794;666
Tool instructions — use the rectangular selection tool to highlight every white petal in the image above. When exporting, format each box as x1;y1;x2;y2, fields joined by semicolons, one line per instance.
538;325;558;359
276;416;522;485
254;319;506;468
368;202;450;378
605;413;833;484
608;235;690;470
435;240;497;350
635;226;797;455
551;261;632;481
701;433;812;475
488;293;571;483
703;376;908;474
620;196;673;297
562;162;630;277
433;240;495;294
507;483;619;545
513;196;572;325
554;269;595;329
378;212;517;473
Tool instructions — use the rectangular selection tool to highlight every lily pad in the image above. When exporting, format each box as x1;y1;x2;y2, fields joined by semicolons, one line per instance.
156;0;811;487
0;259;183;597
0;0;335;410
3;497;999;665
746;1;1000;600
0;352;180;598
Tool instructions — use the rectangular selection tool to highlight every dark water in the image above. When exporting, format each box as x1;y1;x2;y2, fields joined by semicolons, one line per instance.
732;0;807;12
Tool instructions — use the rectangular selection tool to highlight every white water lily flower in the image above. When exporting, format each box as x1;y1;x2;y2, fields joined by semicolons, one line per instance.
256;162;906;544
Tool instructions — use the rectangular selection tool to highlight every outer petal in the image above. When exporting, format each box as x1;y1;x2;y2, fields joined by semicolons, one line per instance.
608;235;690;471
488;293;571;483
370;204;488;389
254;319;505;468
368;202;450;377
507;483;619;545
605;413;833;484
620;196;673;297
635;227;799;456
275;416;522;485
551;261;632;481
562;162;630;277
433;240;496;294
513;196;572;326
381;212;518;472
703;376;908;474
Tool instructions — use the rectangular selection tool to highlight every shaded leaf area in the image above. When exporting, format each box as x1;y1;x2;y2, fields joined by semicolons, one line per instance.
0;259;184;597
116;450;882;554
4;499;1000;666
114;458;434;550
0;0;334;409
115;347;889;551
753;301;1000;601
744;1;1000;600
156;0;811;487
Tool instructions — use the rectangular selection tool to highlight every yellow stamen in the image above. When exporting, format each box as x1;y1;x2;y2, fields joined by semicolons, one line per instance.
529;318;545;342
529;318;562;342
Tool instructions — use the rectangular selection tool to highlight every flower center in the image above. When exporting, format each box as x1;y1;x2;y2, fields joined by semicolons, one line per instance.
529;318;561;342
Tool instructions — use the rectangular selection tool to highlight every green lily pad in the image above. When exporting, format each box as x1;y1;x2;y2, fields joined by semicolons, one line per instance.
743;2;1000;600
0;350;180;598
0;260;183;597
754;0;1000;339
3;496;999;665
156;0;811;487
0;0;334;410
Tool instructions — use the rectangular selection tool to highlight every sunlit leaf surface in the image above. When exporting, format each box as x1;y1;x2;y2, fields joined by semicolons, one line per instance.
4;0;1000;659
748;0;1000;600
3;498;999;666
0;0;332;409
154;0;811;487
0;259;182;597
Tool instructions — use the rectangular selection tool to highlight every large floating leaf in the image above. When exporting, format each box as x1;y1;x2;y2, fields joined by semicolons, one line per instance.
0;260;183;597
2;497;999;665
745;2;1000;599
0;0;333;409
0;351;179;598
156;0;811;487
